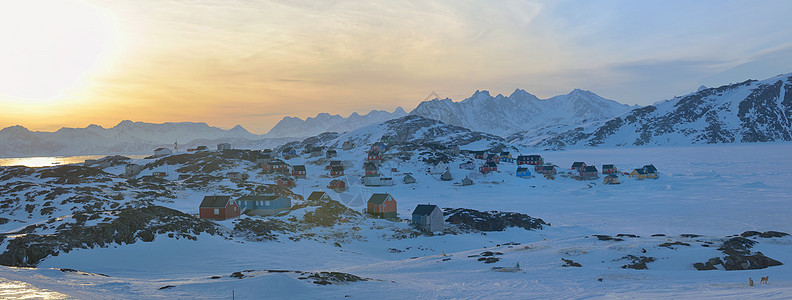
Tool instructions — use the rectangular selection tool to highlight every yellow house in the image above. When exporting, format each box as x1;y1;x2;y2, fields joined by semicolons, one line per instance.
630;168;649;179
603;174;620;184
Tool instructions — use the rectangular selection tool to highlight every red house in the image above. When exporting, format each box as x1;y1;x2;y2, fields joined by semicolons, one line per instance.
330;166;345;177
367;193;397;219
277;177;296;188
292;165;306;178
479;162;498;173
518;155;543;165
199;195;241;220
326;160;342;170
327;179;346;192
571;162;587;172
602;164;616;174
263;160;289;173
486;154;500;164
365;164;378;176
473;151;486;160
367;150;382;161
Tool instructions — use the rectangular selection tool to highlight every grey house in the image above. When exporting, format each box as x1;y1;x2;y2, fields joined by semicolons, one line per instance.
403;174;416;184
412;204;443;232
441;169;453;181
236;195;291;216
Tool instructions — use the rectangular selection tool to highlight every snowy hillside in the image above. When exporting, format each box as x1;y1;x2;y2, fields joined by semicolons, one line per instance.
266;107;408;138
512;73;792;149
0;121;277;157
410;89;636;136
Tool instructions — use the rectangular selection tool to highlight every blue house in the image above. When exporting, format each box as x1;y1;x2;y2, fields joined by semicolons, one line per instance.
280;147;297;159
236;195;291;216
516;166;531;178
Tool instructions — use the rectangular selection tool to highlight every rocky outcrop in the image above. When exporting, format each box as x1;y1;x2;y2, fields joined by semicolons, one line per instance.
0;206;219;267
443;208;547;232
693;232;787;271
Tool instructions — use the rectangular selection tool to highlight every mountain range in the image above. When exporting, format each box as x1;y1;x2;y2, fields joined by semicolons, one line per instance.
266;108;408;138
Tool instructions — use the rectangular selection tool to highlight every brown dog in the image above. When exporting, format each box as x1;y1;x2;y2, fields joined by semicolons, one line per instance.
749;278;754;286
760;276;769;284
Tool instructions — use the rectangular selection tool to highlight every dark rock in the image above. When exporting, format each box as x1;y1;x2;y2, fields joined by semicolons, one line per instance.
681;234;701;238
693;262;717;271
759;231;789;238
591;235;624;242
651;234;666;237
159;285;175;290
741;231;761;237
659;241;691;248
443;208;547;232
618;255;655;270
616;234;639;238
562;258;582;267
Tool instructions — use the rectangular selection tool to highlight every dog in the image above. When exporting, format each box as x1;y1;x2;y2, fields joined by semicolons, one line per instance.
749;278;754;286
760;276;769;284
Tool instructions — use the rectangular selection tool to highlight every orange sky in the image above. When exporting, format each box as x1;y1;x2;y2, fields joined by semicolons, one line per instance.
2;0;791;134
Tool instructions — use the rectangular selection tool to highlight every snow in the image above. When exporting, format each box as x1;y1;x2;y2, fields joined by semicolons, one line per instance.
1;142;792;298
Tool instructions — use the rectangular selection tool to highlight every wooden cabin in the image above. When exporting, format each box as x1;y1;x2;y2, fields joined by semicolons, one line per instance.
367;193;397;219
199;195;241;220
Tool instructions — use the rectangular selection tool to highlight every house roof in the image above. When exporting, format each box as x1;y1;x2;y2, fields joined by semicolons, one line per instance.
543;165;555;171
603;164;615;169
307;191;328;201
404;174;415;180
331;166;344;172
330;160;342;165
266;160;287;166
292;165;306;172
368;193;392;205
329;179;344;185
200;195;232;208
571;162;586;168
500;152;510;156
483;162;497;168
412;204;439;216
327;150;337;153
633;168;647;174
516;167;529;172
365;164;378;170
643;164;657;173
583;166;598;172
607;174;619;178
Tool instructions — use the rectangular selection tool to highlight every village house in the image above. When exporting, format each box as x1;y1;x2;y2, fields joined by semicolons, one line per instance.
365;164;379;176
479;161;498;173
307;191;332;202
571;162;587;172
602;164;617;174
541;165;557;176
363;174;394;187
441;169;453;181
217;143;231;151
412;204;443;232
236;195;291;216
500;152;514;163
199;195;241;220
262;160;290;174
431;162;448;174
643;164;658;177
403;174;417;184
579;165;599;178
342;141;353;150
516;166;531;178
195;145;209;151
326;149;337;158
302;144;314;154
281;147;297;159
310;147;324;157
152;171;167;177
277;177;296;188
330;165;345;177
486;153;500;164
630;168;650;179
462;176;474;186
327;179;346;192
327;160;343;170
603;174;620;185
472;151;486;160
367;150;382;161
367;193;397;219
153;147;172;158
227;172;249;181
292;165;307;179
125;164;143;177
370;142;387;152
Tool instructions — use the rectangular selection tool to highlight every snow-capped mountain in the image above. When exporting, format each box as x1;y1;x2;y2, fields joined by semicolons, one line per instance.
513;73;792;149
0;121;268;157
266;107;408;138
409;89;636;136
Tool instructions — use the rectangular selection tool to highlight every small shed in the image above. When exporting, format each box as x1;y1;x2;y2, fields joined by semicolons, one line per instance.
199;195;241;220
307;191;332;202
440;169;453;181
403;174;417;184
516;166;531;178
412;204;443;232
367;193;397;219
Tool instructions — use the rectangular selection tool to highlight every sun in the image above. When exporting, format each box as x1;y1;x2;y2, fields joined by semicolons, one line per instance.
0;0;117;102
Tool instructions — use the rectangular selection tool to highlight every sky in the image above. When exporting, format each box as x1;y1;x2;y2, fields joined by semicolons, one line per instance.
1;0;791;134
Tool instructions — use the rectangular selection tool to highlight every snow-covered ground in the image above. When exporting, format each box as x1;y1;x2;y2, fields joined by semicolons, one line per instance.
2;142;791;299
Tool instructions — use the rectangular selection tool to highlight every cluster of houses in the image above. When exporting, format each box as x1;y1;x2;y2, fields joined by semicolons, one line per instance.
197;191;444;233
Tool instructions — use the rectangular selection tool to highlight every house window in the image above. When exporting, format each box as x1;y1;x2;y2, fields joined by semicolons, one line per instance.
214;208;219;215
265;201;271;206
